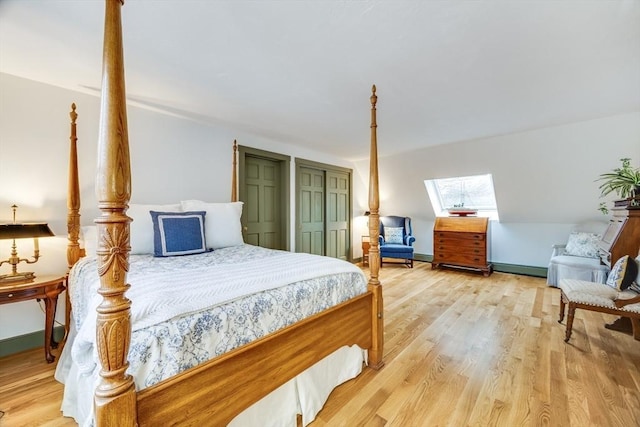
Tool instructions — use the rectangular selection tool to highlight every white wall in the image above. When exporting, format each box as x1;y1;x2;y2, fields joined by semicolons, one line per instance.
352;112;640;265
3;71;639;342
0;73;353;340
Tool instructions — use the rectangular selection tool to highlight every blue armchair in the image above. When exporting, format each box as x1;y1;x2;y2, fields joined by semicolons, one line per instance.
379;216;415;268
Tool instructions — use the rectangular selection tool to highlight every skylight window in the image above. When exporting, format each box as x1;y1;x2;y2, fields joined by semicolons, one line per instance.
424;174;499;220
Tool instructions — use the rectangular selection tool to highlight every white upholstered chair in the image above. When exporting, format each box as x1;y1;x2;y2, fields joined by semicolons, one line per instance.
558;253;640;342
547;221;610;287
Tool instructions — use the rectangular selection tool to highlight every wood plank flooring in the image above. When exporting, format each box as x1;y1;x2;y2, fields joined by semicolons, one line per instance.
1;261;638;426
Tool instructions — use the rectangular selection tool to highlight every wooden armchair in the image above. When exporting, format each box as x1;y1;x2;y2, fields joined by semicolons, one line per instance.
558;254;640;342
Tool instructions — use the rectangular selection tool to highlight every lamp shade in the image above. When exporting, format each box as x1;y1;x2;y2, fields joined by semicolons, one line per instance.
0;223;55;239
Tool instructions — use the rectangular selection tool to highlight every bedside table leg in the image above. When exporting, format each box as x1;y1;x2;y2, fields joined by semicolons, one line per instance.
44;295;58;363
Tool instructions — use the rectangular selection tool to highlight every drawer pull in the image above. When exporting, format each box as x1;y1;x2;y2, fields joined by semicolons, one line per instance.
8;293;13;298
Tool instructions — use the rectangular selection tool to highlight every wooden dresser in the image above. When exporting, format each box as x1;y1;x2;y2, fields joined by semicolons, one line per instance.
432;216;492;276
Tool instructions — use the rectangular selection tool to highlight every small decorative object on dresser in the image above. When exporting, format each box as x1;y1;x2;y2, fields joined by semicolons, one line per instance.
447;205;478;217
432;216;492;276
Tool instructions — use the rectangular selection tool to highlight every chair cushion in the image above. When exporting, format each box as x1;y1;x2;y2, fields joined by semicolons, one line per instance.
606;255;638;291
564;231;601;258
380;244;414;255
547;255;609;287
549;255;605;269
384;227;404;244
559;279;640;314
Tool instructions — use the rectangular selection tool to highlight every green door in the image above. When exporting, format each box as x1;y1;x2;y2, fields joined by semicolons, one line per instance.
326;171;350;260
299;167;325;255
296;161;352;260
244;156;282;249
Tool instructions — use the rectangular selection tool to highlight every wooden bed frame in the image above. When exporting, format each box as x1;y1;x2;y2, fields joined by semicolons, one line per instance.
65;1;383;425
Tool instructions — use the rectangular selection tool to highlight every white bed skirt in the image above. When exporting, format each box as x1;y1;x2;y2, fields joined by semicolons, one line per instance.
56;330;365;427
229;345;365;426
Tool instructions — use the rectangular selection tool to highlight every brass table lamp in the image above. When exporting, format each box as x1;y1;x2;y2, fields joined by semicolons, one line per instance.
0;205;55;284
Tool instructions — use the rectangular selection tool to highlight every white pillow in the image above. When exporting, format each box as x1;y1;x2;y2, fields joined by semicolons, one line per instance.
384;226;404;244
81;225;98;257
128;203;182;254
180;200;244;249
564;231;600;258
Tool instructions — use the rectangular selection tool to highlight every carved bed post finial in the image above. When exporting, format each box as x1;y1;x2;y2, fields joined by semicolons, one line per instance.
231;140;238;202
367;85;384;369
94;0;136;425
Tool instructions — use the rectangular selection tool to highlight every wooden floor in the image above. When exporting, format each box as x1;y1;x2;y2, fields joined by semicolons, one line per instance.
1;261;639;426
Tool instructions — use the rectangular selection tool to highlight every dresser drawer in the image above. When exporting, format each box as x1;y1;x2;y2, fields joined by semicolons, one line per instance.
433;251;487;268
434;231;485;242
0;287;40;303
434;237;485;250
434;244;486;257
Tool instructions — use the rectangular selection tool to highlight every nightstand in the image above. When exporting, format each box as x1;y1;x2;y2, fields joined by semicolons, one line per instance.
0;275;66;363
362;235;370;266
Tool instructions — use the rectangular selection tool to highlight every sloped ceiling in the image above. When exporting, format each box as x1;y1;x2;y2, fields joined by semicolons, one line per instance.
0;0;638;160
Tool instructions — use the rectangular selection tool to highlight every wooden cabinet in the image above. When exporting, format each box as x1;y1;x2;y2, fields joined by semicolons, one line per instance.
432;217;492;276
598;205;640;267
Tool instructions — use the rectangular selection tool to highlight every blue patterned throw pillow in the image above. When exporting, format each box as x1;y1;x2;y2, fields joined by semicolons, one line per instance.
385;226;404;244
606;255;638;291
150;211;207;257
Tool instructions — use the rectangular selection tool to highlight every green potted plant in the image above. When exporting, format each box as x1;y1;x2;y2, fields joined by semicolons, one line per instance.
597;158;640;199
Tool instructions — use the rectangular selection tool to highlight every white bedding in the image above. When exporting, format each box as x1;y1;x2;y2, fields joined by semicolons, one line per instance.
56;244;368;426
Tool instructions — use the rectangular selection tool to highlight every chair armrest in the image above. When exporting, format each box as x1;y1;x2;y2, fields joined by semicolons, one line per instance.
405;235;416;246
614;294;640;308
551;244;567;257
378;235;385;246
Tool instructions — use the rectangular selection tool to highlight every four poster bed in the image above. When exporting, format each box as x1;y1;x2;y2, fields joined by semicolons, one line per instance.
56;1;384;425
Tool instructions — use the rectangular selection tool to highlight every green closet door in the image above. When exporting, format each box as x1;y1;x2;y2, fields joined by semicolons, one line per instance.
326;170;350;260
299;167;325;255
244;156;282;249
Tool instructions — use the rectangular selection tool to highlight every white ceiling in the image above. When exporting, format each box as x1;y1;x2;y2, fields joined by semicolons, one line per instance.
1;0;639;160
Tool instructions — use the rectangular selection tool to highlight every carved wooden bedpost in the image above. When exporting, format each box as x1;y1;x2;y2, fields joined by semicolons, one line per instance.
367;85;384;369
67;103;81;270
94;0;136;425
65;103;80;338
231;139;238;202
